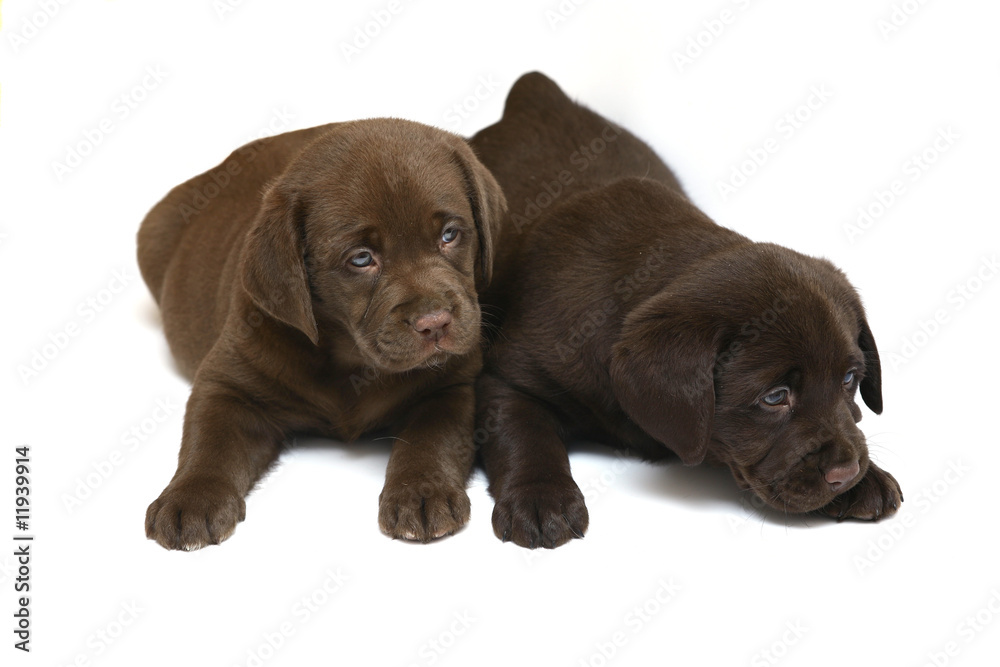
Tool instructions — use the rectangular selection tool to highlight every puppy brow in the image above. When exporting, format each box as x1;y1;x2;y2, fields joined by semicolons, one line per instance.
753;367;798;395
433;209;466;223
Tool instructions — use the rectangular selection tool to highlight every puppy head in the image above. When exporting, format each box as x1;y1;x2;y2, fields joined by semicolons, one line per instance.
241;119;506;372
611;243;882;513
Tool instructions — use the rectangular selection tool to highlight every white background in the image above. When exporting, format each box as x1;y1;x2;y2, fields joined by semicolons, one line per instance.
2;1;998;665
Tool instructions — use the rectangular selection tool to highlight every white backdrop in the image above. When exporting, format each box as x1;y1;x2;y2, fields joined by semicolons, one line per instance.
2;1;998;665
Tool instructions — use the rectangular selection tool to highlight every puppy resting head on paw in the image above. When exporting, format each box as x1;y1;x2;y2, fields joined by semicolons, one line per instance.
611;240;886;516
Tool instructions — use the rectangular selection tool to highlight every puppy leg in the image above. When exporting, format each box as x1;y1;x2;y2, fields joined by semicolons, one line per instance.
145;376;284;551
378;384;475;542
819;462;903;521
477;374;588;549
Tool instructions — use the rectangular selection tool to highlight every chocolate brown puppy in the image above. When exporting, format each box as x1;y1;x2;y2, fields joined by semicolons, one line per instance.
138;118;505;550
470;73;901;549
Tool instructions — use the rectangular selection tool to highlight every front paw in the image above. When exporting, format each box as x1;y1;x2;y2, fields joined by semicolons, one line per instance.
492;478;589;549
378;476;471;542
145;476;246;551
819;463;903;522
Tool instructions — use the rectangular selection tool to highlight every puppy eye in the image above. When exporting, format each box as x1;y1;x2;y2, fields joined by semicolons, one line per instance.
761;388;789;407
349;251;374;268
441;227;460;245
843;370;856;385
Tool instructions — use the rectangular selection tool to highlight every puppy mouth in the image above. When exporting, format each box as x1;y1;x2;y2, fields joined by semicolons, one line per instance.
365;342;452;373
730;455;870;514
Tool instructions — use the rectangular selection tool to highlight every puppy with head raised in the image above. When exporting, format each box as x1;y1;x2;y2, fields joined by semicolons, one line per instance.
471;73;901;549
138;118;504;550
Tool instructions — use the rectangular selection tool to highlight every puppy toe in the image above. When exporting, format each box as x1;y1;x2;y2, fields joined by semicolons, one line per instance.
492;479;589;549
378;479;470;542
819;463;902;522
145;477;246;551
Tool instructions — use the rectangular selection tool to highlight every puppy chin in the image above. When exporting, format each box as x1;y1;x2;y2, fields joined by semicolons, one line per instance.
358;334;474;374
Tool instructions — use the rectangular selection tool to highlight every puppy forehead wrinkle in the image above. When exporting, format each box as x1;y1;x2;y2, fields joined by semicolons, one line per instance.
305;172;460;251
359;157;465;228
744;306;853;374
299;119;465;209
716;290;861;404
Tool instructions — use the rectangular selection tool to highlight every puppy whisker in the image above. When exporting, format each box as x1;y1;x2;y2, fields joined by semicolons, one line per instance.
372;435;412;446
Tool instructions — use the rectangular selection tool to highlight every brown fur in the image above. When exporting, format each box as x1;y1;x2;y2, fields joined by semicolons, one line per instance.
470;73;902;549
138;118;505;550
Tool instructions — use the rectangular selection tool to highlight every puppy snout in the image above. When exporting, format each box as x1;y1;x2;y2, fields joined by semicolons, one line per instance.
824;460;860;492
412;309;452;342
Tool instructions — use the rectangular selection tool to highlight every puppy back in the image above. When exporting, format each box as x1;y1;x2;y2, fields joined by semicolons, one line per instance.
136;124;334;303
473;72;680;197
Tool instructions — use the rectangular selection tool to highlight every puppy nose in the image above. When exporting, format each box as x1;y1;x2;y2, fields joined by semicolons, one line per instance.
412;309;452;342
824;460;860;492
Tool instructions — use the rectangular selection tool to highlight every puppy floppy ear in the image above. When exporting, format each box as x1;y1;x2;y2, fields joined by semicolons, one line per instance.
240;184;319;345
610;292;722;465
857;312;883;414
450;139;506;289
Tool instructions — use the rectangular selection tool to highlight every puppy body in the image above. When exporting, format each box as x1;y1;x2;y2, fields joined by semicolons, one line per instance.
139;119;505;550
471;73;901;549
